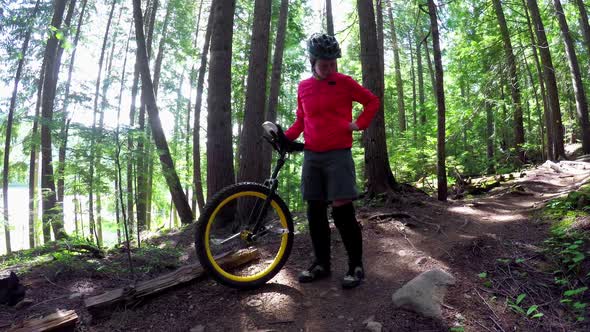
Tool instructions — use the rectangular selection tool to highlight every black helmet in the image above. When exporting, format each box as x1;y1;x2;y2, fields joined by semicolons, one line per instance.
307;33;341;60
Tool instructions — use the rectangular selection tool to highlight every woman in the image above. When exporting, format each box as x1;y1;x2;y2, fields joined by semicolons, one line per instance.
284;33;379;289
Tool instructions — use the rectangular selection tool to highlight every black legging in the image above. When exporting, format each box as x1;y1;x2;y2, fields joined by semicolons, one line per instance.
307;201;363;268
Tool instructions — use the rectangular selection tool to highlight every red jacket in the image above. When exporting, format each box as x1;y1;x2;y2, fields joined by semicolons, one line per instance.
284;72;380;152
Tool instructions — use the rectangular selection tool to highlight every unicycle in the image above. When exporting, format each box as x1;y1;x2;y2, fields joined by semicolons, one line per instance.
195;122;304;289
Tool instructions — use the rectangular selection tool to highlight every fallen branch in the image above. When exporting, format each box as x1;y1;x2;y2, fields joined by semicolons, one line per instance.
367;212;413;221
9;310;77;332
85;248;259;313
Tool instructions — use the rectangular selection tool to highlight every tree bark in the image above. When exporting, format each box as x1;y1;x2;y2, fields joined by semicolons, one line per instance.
492;0;525;163
132;0;193;224
576;0;590;77
326;0;334;36
207;0;237;199
58;0;88;214
427;0;447;201
192;9;213;214
554;0;590;154
136;0;159;235
486;100;495;174
262;0;289;179
29;55;46;249
387;0;406;132
40;0;69;242
357;0;396;196
237;0;272;184
87;0;116;246
527;0;565;160
522;0;549;160
3;0;42;254
417;34;426;127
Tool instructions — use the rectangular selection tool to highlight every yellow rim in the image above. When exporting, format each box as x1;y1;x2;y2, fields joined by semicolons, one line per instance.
204;190;289;282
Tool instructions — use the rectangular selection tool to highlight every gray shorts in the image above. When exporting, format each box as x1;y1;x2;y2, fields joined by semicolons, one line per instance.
301;149;358;201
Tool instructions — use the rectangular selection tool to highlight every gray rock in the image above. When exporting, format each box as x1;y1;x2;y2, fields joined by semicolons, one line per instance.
366;321;382;332
190;325;205;332
392;269;455;319
69;292;82;299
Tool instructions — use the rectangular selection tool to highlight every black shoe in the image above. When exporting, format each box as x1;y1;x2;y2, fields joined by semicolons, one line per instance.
341;265;364;289
298;262;331;283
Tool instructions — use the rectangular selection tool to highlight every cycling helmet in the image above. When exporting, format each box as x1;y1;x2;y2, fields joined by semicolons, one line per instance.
307;33;341;60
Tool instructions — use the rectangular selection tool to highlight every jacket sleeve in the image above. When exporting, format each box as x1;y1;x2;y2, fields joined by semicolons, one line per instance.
284;89;304;141
346;76;380;130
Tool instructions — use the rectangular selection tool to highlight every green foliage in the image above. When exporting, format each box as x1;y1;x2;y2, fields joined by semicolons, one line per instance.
540;186;590;322
506;293;544;319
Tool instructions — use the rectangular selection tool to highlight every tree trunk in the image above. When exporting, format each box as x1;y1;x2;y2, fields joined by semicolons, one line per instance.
207;0;237;199
387;0;406;132
417;34;426;127
357;0;397;196
115;21;132;244
522;47;545;159
262;0;289;179
527;0;565;160
136;0;159;236
492;0;525;163
424;37;436;98
523;0;550;160
88;0;116;246
29;55;46;249
554;0;590;154
40;0;69;242
193;7;213;214
237;0;272;184
58;0;88;215
186;1;204;210
427;0;447;201
3;0;42;254
326;0;334;36
153;0;172;93
486;100;495;174
409;33;417;143
576;0;590;77
132;0;194;224
376;0;385;119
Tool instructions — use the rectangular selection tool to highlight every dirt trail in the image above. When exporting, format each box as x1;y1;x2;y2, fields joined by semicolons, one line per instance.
2;160;590;331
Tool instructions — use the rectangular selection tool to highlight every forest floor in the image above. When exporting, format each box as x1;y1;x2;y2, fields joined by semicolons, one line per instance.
2;157;590;331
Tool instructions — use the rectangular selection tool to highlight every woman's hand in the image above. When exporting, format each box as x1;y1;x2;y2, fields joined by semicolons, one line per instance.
348;122;360;131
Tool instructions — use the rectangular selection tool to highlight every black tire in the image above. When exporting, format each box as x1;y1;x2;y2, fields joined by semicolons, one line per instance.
195;182;294;289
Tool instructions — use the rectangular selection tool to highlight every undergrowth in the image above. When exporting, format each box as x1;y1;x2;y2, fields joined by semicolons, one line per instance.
540;184;590;323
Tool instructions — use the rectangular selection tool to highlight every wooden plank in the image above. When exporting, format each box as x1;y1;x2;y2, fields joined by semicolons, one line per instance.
9;310;78;332
85;248;259;312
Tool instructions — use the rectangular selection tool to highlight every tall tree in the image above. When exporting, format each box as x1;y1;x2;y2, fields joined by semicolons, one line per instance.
40;0;71;242
57;0;88;221
417;33;426;127
576;0;590;76
387;0;406;132
131;0;193;224
193;7;213;214
492;0;525;163
136;0;159;237
3;0;42;253
554;0;590;154
522;0;549;160
29;56;46;248
427;0;447;201
357;0;397;196
207;0;236;199
527;0;565;160
88;0;116;245
262;0;289;181
326;0;334;35
237;0;272;184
